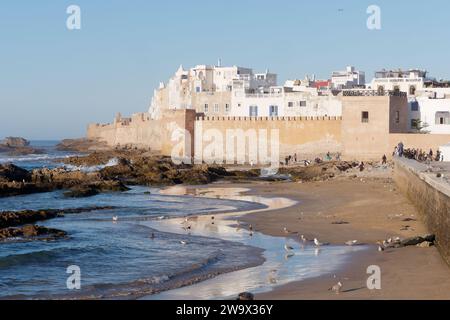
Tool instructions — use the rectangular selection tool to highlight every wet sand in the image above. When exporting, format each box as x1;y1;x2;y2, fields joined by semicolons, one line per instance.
232;177;450;300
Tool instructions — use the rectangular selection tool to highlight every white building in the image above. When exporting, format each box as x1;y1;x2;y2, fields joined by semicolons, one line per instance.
414;96;450;134
368;69;450;134
149;63;340;119
331;66;365;89
369;69;427;96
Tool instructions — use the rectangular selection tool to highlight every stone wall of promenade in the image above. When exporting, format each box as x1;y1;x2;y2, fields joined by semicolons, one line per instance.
394;157;450;266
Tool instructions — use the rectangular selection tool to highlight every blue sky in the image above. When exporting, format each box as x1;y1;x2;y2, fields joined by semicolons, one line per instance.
1;0;450;139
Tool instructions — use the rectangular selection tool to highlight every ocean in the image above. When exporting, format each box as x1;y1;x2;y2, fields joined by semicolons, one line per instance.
0;141;363;300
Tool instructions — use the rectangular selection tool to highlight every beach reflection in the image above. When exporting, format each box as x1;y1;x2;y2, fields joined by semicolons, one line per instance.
142;186;366;300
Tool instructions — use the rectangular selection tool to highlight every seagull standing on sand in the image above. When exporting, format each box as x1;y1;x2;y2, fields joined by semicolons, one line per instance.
284;244;294;252
378;245;385;252
329;281;343;294
345;240;358;246
300;235;307;243
314;238;323;247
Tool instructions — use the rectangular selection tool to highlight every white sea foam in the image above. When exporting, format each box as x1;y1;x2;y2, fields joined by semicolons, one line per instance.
64;158;120;173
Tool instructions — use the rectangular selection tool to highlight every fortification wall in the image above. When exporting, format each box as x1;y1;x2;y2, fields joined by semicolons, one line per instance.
394;158;450;266
87;113;162;150
195;116;342;161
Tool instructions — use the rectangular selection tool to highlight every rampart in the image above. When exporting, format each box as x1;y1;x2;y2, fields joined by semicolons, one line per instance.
394;157;450;265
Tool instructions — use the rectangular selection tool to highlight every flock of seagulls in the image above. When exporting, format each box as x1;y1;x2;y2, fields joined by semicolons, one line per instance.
377;236;401;252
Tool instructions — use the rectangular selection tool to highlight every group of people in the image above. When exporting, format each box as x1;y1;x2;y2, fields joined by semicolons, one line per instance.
284;152;341;166
393;142;444;162
403;148;443;162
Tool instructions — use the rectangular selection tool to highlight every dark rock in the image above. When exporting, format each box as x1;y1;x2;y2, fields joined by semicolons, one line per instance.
64;186;100;198
0;206;117;228
332;220;350;225
64;181;129;198
399;234;436;247
0;164;31;183
0;225;67;241
237;292;254;301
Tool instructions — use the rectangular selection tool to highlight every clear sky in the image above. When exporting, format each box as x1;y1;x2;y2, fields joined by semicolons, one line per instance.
1;0;450;139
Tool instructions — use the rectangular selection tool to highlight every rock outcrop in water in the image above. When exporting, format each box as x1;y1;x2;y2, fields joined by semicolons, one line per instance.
0;225;67;241
0;163;130;198
0;206;116;228
0;137;44;156
0;206;117;241
1;137;30;147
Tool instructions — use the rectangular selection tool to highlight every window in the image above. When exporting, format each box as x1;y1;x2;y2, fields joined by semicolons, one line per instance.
238;103;241;107
377;86;385;95
409;86;416;95
249;106;258;117
214;104;219;113
269;105;278;116
299;101;307;107
196;87;201;93
225;104;230;112
393;86;400;94
288;102;294;108
411;119;420;129
361;111;369;123
436;112;450;125
411;101;419;112
204;104;209;112
395;111;400;124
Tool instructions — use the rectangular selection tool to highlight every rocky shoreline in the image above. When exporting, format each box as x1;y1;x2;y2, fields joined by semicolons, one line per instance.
0;206;117;241
1;147;391;199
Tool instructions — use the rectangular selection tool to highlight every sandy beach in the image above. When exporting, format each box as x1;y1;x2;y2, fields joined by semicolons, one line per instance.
227;177;450;300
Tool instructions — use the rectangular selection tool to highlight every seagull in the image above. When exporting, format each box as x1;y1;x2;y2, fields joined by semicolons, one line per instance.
283;227;290;234
300;235;307;243
329;282;343;294
268;270;278;284
180;240;188;245
112;216;118;222
158;216;165;220
314;238;327;247
284;244;294;252
249;224;253;231
378;245;385;252
345;240;358;246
